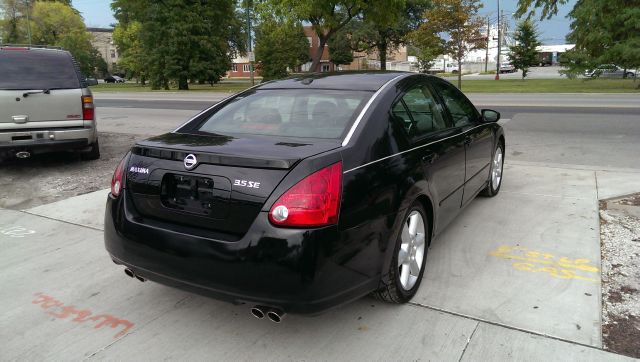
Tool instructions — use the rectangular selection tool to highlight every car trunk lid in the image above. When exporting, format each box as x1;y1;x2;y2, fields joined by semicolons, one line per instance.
126;132;340;238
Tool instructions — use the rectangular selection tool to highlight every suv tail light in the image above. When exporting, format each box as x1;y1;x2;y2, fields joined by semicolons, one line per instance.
82;95;94;120
269;162;342;227
111;156;127;197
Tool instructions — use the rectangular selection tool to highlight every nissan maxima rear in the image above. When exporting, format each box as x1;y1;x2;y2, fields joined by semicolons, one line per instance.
104;72;505;320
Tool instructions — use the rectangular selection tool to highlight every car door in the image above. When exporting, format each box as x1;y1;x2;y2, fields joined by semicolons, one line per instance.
431;79;494;206
391;80;467;233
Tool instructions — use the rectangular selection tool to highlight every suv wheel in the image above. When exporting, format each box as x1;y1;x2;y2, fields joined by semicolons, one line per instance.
81;138;100;161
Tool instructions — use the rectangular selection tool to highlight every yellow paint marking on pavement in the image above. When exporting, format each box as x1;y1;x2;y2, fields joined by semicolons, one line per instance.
489;245;600;283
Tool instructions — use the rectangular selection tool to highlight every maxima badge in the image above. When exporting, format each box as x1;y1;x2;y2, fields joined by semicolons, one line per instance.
184;154;198;170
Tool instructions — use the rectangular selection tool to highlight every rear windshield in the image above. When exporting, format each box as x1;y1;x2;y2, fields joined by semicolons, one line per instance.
197;89;372;139
0;50;80;90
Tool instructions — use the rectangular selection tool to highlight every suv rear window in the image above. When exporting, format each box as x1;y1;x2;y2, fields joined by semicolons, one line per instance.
197;89;371;139
0;50;80;90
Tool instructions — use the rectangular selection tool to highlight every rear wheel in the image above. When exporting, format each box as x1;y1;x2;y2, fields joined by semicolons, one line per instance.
81;138;100;161
374;203;428;303
481;142;504;197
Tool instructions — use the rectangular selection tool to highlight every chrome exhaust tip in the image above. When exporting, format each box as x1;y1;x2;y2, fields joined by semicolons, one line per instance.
266;308;285;323
135;275;146;282
124;268;135;278
15;151;31;159
251;306;266;319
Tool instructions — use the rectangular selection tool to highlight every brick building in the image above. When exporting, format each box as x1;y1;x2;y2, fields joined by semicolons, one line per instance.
87;27;118;73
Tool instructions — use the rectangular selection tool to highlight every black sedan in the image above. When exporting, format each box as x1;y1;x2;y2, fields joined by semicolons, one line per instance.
105;72;504;322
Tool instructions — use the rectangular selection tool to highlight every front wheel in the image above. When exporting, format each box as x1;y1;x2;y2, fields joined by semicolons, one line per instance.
374;203;429;303
481;142;504;197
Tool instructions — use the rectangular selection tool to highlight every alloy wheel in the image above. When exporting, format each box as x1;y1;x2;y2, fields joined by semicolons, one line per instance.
491;147;503;190
398;211;426;290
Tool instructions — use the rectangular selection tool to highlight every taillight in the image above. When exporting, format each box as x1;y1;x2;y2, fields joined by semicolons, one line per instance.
269;162;342;227
111;156;127;197
82;95;94;120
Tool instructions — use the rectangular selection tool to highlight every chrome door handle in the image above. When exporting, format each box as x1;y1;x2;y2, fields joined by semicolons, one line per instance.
12;115;28;124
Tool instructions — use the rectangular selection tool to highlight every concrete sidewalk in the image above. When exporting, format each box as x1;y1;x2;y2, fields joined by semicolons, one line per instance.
2;162;638;360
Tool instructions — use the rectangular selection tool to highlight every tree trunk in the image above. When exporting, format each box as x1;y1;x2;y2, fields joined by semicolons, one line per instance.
457;59;462;89
178;75;189;90
378;42;388;70
310;35;327;72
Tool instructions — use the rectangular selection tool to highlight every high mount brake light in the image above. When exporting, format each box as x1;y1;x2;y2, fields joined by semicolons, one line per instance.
111;156;127;197
269;162;342;228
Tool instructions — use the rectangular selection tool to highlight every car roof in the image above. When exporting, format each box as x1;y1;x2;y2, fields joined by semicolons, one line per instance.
257;71;413;91
0;46;71;58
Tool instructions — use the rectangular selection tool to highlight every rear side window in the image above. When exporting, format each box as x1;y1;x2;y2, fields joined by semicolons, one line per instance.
392;85;448;140
197;89;371;139
431;80;478;127
0;50;81;90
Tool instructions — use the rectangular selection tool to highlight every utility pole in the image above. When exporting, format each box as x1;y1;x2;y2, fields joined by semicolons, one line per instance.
25;0;32;45
485;16;490;73
246;0;254;86
495;0;501;80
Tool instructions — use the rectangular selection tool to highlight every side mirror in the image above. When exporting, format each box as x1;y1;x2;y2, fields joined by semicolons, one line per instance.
481;109;501;123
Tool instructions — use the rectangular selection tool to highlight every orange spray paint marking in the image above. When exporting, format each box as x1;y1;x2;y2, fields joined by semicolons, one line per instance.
32;292;134;338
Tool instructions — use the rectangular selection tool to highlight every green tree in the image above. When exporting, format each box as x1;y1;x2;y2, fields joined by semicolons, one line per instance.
515;0;568;20
111;0;245;90
518;0;640;81
0;0;28;43
346;0;430;70
508;20;541;79
254;18;309;80
265;0;404;72
112;21;146;83
28;1;100;75
408;22;444;72
414;0;485;88
328;30;353;67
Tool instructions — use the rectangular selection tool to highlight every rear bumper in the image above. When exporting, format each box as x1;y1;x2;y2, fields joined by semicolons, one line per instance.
0;127;96;155
104;191;380;315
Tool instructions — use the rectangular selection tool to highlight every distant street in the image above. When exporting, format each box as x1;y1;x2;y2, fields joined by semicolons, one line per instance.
94;92;640;171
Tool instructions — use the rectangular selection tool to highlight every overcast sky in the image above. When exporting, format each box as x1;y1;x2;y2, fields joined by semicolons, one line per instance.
72;0;576;45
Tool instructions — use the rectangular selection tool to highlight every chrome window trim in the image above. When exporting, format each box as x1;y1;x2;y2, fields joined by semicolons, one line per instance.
341;74;409;147
343;124;486;174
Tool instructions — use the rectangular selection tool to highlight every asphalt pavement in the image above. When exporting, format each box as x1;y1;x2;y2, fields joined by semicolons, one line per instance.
94;92;640;170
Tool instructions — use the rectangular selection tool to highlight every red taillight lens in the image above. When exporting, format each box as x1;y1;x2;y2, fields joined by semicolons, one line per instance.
111;156;127;197
82;95;94;120
269;162;342;227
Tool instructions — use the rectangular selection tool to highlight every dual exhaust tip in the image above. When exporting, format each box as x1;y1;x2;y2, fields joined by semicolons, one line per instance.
251;305;285;323
124;268;284;322
124;268;146;282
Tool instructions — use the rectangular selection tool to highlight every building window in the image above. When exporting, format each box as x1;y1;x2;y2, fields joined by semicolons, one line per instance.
232;64;238;72
307;37;312;47
243;64;252;72
321;64;330;72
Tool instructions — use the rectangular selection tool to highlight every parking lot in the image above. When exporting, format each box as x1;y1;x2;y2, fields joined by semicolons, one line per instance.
1;92;639;360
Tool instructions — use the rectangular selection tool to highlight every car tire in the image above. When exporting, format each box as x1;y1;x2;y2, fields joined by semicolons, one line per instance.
481;141;504;197
625;72;635;78
81;138;100;161
374;202;429;304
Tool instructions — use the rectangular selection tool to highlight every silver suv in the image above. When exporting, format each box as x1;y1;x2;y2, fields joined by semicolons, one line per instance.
0;46;99;160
